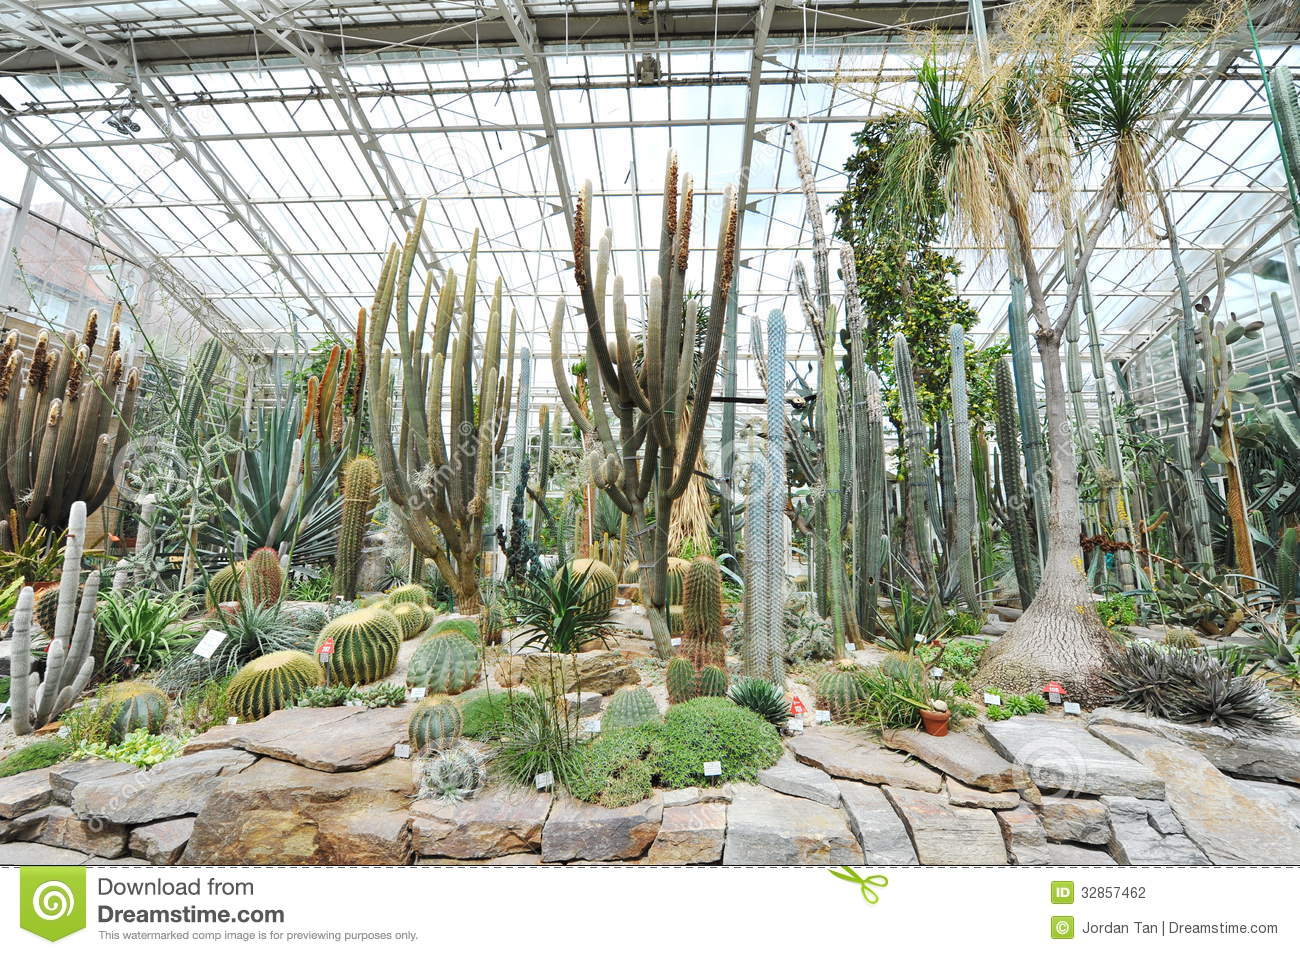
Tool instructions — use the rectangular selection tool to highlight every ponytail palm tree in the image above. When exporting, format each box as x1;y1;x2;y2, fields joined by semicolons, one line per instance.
875;1;1208;701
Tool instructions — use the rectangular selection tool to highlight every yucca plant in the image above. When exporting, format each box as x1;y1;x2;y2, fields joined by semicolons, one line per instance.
1102;642;1288;734
95;590;201;675
493;682;582;787
514;565;613;654
0;523;64;586
876;584;954;653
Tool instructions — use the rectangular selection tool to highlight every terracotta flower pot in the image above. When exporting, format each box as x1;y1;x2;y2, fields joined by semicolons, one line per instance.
920;708;951;737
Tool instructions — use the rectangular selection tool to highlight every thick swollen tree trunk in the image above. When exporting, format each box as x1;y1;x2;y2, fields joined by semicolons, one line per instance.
977;329;1114;704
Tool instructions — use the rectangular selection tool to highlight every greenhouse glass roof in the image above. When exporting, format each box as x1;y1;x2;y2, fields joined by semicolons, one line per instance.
0;1;1297;402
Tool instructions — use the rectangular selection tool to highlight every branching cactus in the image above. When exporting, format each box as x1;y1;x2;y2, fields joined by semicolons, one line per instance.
7;501;99;734
550;154;738;657
366;203;517;614
0;309;139;537
334;455;380;600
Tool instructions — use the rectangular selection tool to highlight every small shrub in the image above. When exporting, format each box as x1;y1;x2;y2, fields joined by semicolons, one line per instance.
1097;594;1138;630
296;685;351;708
494;687;582;787
73;729;185;768
457;689;535;740
919;638;985;678
567;726;658;808
652;697;783;790
947;610;984;637
178;676;232;733
0;739;71;778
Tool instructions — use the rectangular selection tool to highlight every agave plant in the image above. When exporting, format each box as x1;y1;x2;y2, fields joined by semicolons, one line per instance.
728;677;789;727
876;584;955;653
514;565;613;654
95;590;202;675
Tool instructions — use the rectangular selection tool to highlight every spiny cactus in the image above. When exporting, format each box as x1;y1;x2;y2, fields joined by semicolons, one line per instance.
816;664;866;721
417;743;488;802
668;605;685;636
316;607;402;686
1279;526;1298;617
100;681;169;742
226;650;325;721
666;655;697;705
949;325;980;612
603;686;660;730
407;633;481;695
178;338;224;429
696;664;728;698
1271;66;1300;203
33;585;59;636
567;558;618;614
387;583;429;607
894;334;941;599
243;547;284;608
334;455;379;601
409;700;463;755
432;617;481;644
994;359;1038;606
205;562;243;610
681;555;725;669
390;602;426;640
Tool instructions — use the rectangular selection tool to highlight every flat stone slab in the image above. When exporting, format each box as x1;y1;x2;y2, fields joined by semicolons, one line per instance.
49;759;137;804
1101;797;1210;865
837;781;918;865
71;749;257;825
1088;707;1300;784
419;853;542;865
182;759;413;865
181;723;245;754
412;785;553;859
1;804;128;857
997;806;1050;865
647;803;727;864
222;705;412;772
129;817;195;866
723;784;862;865
981;717;1164;798
542;795;662;863
1037;796;1111;845
1233;780;1300;829
0;842;96;865
946;778;1019;810
883;787;1007;865
789;727;942;792
884;728;1034;794
758;753;841;807
1048;843;1117;865
1092;724;1300;864
0;767;52;818
562;692;603;716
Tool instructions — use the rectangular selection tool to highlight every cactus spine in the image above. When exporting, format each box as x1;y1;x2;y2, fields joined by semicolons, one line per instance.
994;359;1038;606
334;455;379;600
681;555;725;668
949;325;979;612
666;656;698;705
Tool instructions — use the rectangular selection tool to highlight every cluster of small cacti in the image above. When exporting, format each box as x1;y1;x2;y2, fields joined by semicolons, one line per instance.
407;633;481;695
602;686;660;730
226;650;326;721
315;606;402;686
567;558;618;614
99;681;169;742
681;555;725;668
333;455;380;601
666;656;728;704
409;700;463;755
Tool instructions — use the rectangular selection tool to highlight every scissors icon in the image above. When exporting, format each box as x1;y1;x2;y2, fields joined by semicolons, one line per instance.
829;867;889;904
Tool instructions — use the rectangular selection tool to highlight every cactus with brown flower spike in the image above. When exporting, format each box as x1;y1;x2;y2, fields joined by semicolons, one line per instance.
0;308;140;538
551;153;738;658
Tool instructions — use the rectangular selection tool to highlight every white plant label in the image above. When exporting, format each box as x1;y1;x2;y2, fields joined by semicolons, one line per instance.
534;772;555;790
914;633;927;643
226;717;238;725
787;718;804;732
930;667;943;678
814;709;831;724
193;629;227;659
845;643;857;652
1048;691;1063;705
616;598;629;606
983;692;1002;706
394;744;411;759
1063;701;1082;716
702;761;722;777
410;687;427;700
670;637;682;647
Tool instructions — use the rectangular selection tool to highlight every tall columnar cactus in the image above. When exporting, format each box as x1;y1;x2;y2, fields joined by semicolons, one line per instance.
948;325;980;612
226;650;325;721
841;246;877;638
994;359;1038;606
367;203;517;615
551;154;738;658
894;334;941;598
409;700;463;755
0;310;139;536
6;501;99;734
681;555;725;668
531;405;554;542
1278;527;1298;618
407;633;481;695
741;308;787;685
178;338;224;432
334;455;379;600
243;546;284;607
316;606;402;686
1006;293;1048;558
666;655;698;705
1171;434;1214;570
1269;66;1300;228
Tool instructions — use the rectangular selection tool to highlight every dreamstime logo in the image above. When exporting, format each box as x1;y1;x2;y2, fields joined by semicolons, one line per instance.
829;867;889;905
19;867;85;941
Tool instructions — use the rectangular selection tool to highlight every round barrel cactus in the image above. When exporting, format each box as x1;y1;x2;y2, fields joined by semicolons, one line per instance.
315;606;402;686
409;700;463;755
816;664;867;720
566;558;618;614
386;583;430;607
418;743;487;802
226;650;325;721
432;617;480;644
697;664;728;698
666;655;698;705
205;562;244;610
33;586;59;635
603;686;660;730
100;681;169;742
390;602;426;640
407;633;481;695
243;547;285;607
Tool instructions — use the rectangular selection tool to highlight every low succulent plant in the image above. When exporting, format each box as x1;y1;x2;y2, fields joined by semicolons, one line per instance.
727;677;788;726
417;743;488;802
